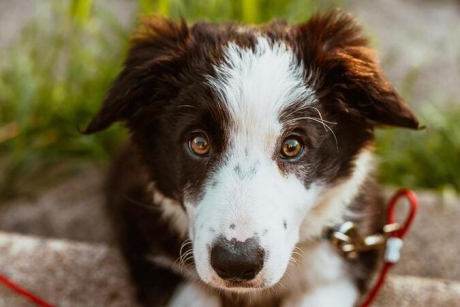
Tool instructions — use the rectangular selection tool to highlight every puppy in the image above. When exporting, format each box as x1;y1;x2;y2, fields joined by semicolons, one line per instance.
83;9;420;307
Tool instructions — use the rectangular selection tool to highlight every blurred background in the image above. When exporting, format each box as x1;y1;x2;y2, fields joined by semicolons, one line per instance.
1;0;459;203
0;1;459;306
0;0;459;201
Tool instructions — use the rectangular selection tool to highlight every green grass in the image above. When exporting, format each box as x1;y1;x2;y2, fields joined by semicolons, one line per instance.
0;0;459;199
377;105;460;193
0;1;129;198
140;0;333;24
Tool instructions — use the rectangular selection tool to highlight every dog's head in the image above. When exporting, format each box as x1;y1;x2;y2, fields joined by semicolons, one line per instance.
84;11;420;291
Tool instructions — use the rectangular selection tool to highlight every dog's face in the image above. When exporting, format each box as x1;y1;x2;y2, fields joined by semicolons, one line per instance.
84;12;419;291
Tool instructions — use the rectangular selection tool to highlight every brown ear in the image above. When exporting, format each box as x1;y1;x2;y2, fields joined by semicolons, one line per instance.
296;9;421;130
82;17;189;134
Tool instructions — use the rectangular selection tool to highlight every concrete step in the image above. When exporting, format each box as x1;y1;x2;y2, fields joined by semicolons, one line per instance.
0;232;137;307
0;232;459;307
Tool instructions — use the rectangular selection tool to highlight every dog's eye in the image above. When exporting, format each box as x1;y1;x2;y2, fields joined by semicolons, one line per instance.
189;134;210;156
281;137;303;159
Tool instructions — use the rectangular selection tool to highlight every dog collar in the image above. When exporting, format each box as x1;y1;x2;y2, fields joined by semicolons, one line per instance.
329;189;418;307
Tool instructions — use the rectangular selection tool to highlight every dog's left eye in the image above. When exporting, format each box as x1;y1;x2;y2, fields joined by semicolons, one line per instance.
281;137;303;159
189;134;210;157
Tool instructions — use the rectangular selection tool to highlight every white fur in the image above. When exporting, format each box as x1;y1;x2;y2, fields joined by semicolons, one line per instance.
281;279;358;307
152;186;189;238
209;36;315;129
278;241;358;306
187;153;319;289
168;282;221;307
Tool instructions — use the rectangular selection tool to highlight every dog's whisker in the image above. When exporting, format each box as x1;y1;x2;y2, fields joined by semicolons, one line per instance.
182;254;194;264
290;115;337;126
289;257;301;268
179;251;194;268
176;247;194;273
283;115;339;152
179;239;193;256
305;105;330;132
122;194;154;210
294;246;304;254
287;116;337;127
177;104;198;110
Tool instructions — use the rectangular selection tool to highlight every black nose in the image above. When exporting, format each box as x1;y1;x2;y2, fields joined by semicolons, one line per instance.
210;237;264;281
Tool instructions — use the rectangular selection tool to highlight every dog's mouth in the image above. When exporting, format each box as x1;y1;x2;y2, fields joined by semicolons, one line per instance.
225;280;257;288
208;275;267;292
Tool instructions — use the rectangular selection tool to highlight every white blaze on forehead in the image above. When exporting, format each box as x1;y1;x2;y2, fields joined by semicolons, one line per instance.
209;36;315;144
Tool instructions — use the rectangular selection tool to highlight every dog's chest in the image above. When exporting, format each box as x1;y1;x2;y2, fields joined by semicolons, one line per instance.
278;240;350;294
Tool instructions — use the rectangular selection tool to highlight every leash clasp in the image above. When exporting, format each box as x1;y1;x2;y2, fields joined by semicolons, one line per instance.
331;221;401;260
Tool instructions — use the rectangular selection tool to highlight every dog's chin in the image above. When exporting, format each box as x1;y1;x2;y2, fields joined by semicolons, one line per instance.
204;275;275;293
209;282;266;293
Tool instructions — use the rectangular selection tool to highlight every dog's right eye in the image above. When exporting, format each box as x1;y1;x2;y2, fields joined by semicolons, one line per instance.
280;137;303;159
188;134;210;157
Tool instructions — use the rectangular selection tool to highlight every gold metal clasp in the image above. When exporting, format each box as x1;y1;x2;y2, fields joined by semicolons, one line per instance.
332;221;401;260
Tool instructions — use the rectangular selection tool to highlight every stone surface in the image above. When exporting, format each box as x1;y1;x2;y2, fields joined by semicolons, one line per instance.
374;275;460;307
0;167;115;244
0;232;459;307
391;190;460;281
0;232;138;307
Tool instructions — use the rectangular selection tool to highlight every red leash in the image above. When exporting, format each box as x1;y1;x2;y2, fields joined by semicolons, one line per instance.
0;190;418;307
0;273;56;307
360;189;418;307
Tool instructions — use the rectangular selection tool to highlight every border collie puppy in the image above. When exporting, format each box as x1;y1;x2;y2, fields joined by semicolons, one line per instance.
84;10;420;307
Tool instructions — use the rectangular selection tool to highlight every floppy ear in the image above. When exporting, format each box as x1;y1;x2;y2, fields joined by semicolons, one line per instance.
296;9;421;130
82;17;189;134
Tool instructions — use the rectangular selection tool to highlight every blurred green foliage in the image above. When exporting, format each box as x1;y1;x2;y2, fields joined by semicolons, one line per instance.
377;105;460;193
0;0;129;197
138;0;331;23
376;57;460;194
0;0;459;198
